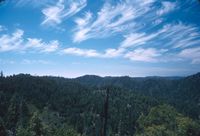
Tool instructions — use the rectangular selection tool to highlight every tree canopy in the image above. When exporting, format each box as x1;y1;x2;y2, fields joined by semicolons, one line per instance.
0;73;199;135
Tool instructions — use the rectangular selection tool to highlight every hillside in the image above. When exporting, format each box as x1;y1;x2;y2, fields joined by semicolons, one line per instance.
0;73;200;136
76;73;200;119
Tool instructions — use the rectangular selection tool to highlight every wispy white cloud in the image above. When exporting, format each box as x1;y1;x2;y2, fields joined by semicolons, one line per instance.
0;58;53;65
41;0;87;26
120;32;159;48
73;0;156;42
72;0;196;52
165;23;200;49
74;11;92;28
0;29;24;52
42;41;59;52
104;48;125;58
157;1;176;16
0;29;59;53
14;0;53;7
26;38;43;48
0;59;15;65
21;59;53;65
120;22;200;49
62;47;100;57
2;24;198;64
2;0;199;66
64;21;200;64
62;47;125;58
124;48;167;62
118;22;200;63
26;38;59;52
179;47;200;64
153;19;163;25
0;25;6;32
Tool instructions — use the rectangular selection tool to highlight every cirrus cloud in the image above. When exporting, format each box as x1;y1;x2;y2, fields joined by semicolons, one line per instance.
0;29;59;53
41;0;87;26
179;47;200;64
124;48;167;62
73;0;156;42
157;1;176;16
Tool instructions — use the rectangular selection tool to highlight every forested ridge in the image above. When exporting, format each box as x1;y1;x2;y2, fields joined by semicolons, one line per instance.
0;72;200;136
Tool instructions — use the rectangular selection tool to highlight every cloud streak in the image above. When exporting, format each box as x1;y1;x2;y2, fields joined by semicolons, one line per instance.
73;0;156;42
21;59;53;65
26;38;59;52
63;21;200;64
0;25;6;32
179;47;200;64
120;22;200;49
124;48;167;62
41;0;87;26
0;29;59;53
1;0;200;65
157;1;176;16
0;29;24;52
62;47;100;57
72;0;181;43
62;47;125;58
14;0;54;7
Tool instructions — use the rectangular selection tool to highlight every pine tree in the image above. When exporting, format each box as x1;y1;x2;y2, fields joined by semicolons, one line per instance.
0;71;3;78
0;117;7;136
7;94;20;136
18;100;29;127
29;111;44;136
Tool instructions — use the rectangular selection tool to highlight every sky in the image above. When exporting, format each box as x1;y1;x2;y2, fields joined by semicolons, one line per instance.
0;0;200;77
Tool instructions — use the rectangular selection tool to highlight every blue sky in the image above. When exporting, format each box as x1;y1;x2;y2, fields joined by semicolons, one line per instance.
0;0;200;77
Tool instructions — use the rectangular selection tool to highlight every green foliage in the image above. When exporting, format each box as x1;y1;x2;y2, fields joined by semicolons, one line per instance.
54;124;80;136
6;94;20;134
136;105;200;136
16;126;30;136
28;111;45;136
0;117;7;136
0;73;200;135
77;73;200;119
